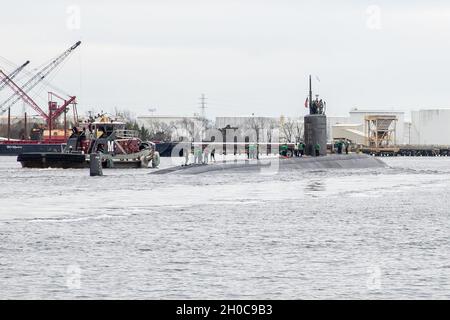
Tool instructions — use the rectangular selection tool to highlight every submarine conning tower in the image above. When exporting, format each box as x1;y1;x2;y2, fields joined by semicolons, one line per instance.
304;75;327;156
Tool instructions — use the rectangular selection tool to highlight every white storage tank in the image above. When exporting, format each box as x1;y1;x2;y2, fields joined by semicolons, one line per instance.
410;109;450;145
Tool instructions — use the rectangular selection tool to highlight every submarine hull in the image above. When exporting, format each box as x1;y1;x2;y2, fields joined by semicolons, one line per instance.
152;154;387;175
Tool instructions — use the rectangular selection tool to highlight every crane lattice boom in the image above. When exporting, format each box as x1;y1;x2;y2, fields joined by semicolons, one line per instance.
0;60;30;92
0;70;48;119
0;41;81;114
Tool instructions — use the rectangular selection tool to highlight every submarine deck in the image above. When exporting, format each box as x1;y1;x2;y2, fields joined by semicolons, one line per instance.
152;153;386;175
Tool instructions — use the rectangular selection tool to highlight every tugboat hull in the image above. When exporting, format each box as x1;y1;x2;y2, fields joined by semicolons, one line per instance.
17;152;148;169
17;153;87;169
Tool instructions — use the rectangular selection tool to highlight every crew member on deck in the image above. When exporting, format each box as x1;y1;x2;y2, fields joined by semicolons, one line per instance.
314;143;321;157
184;147;190;166
203;147;209;164
298;141;305;157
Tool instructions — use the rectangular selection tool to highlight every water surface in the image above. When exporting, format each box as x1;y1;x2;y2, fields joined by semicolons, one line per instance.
0;156;449;299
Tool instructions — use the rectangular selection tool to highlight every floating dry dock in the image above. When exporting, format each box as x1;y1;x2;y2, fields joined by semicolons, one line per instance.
152;154;386;175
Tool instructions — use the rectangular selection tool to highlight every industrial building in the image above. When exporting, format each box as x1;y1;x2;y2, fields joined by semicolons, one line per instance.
331;123;365;145
348;109;405;145
326;116;350;142
330;109;406;146
330;107;450;147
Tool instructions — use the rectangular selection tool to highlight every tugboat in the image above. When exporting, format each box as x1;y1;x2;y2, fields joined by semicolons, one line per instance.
17;116;160;169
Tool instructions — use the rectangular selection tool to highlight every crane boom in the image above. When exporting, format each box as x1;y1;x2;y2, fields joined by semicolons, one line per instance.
0;41;81;112
48;91;77;122
0;60;30;92
0;70;48;118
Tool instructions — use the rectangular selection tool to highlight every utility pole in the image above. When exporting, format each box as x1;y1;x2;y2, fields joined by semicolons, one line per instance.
7;107;10;141
64;108;67;140
199;93;207;118
24;112;27;140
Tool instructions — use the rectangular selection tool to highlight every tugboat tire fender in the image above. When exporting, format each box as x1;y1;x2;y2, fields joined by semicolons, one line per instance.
140;155;150;168
102;155;114;168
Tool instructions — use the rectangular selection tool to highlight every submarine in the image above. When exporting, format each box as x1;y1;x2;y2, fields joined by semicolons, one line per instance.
151;75;386;175
152;153;386;175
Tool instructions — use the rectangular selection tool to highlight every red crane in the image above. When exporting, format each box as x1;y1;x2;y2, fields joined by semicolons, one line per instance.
0;41;81;140
0;41;80;113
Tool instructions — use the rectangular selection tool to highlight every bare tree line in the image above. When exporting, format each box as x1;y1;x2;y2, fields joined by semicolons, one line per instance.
135;117;213;142
279;117;304;143
84;108;304;144
136;116;303;143
111;107;304;144
244;116;303;143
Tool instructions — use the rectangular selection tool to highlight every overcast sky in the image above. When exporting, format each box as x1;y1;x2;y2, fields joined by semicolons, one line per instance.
1;0;450;119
